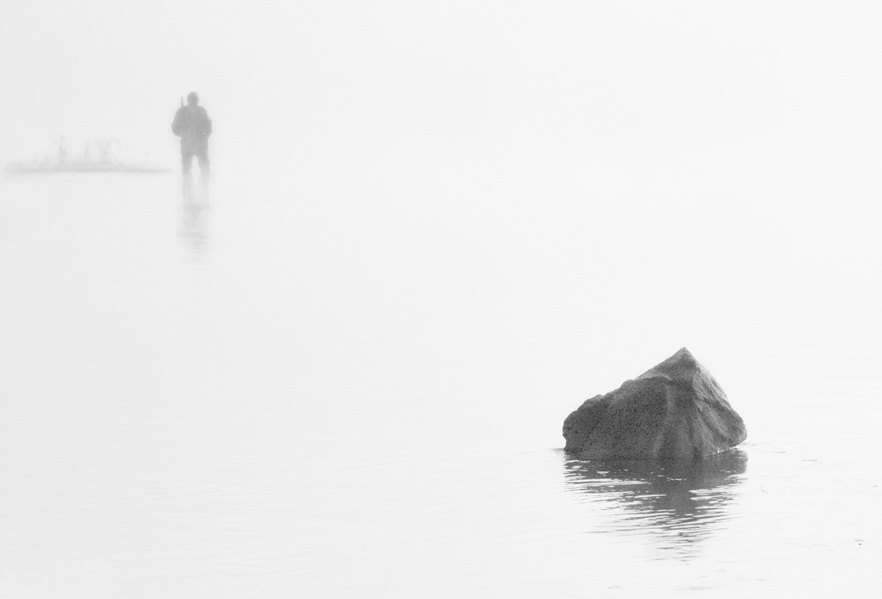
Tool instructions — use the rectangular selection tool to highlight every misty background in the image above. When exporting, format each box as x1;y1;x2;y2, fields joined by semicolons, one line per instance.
2;2;882;596
4;2;879;356
3;0;882;506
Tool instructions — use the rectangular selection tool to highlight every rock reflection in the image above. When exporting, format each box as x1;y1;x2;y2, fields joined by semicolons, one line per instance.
180;175;210;259
564;449;747;557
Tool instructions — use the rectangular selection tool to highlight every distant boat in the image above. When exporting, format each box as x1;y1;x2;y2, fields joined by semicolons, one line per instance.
5;138;171;174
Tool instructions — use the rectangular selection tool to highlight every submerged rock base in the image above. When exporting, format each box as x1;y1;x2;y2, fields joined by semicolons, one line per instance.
563;348;747;460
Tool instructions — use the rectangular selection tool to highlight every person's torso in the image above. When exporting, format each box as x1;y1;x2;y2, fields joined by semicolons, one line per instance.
177;106;210;137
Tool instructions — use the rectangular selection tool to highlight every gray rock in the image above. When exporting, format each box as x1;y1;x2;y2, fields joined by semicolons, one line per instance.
563;348;747;460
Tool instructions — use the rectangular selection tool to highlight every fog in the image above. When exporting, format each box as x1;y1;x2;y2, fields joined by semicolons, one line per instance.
2;2;882;596
5;2;882;175
4;0;882;490
7;0;876;348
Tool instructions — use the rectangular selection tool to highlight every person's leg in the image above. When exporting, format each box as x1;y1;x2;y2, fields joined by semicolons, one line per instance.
182;152;193;174
196;150;210;177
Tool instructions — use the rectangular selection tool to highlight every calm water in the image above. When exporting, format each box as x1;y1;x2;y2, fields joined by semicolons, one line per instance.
1;167;880;598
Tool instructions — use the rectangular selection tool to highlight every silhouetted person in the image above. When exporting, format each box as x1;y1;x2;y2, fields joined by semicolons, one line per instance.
172;92;212;176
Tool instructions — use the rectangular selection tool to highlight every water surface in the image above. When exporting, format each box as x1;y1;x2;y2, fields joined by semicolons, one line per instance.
0;166;880;598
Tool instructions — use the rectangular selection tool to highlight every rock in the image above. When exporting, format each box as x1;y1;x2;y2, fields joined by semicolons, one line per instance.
563;348;747;460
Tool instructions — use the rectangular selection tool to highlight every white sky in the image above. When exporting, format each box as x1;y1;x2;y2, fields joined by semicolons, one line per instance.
2;1;881;168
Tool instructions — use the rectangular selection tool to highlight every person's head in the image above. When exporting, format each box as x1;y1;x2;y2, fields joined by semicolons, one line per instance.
187;92;199;105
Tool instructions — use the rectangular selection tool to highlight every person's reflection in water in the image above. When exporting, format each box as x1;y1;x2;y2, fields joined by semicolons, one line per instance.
564;449;747;558
180;176;210;261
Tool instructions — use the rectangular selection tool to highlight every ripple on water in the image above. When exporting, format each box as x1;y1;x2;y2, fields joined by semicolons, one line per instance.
563;449;748;558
